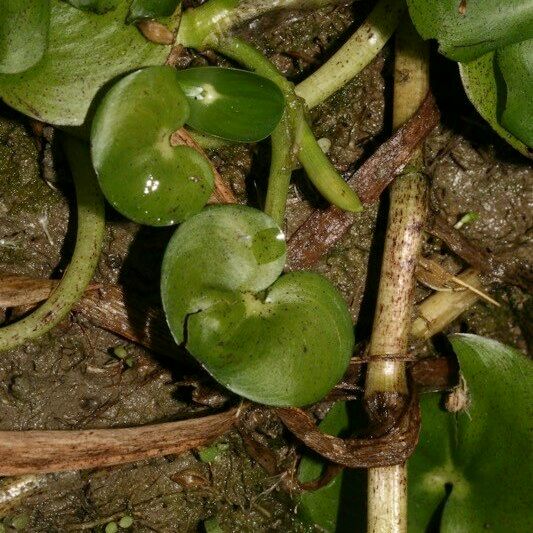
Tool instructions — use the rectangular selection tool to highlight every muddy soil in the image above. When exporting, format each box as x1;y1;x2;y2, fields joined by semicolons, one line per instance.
0;1;531;531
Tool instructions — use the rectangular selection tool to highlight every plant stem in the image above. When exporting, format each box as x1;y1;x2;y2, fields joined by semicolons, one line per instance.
298;121;362;212
177;0;344;50
295;0;405;108
212;36;362;217
365;18;429;533
411;269;483;342
263;111;295;226
0;137;105;352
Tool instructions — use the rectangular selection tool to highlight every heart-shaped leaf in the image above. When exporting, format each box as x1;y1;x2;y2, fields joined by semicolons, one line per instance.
127;0;179;22
62;0;119;14
496;39;533;147
409;334;533;531
91;66;214;226
407;0;533;62
0;0;168;125
460;53;532;156
0;0;50;74
161;205;354;406
175;67;285;142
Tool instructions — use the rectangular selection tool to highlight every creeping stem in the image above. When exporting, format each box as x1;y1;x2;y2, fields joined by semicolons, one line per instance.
213;36;362;218
295;0;405;108
0;137;105;352
364;18;429;533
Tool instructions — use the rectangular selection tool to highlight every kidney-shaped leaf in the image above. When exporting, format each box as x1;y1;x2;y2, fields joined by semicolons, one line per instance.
407;0;533;62
0;0;168;125
409;334;533;531
175;67;285;142
0;0;50;74
460;53;532;156
496;39;533;148
161;205;354;406
91;66;214;226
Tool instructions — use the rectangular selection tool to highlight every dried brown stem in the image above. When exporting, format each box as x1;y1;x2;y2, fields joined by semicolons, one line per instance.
286;92;439;270
0;407;240;476
276;391;420;469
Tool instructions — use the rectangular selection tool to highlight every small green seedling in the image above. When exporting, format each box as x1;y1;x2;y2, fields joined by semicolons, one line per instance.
161;205;354;406
454;212;478;229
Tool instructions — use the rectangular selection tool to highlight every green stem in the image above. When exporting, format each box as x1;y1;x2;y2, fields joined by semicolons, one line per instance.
298;121;362;212
212;36;362;216
177;0;344;50
295;0;405;108
264;111;294;226
0;137;105;352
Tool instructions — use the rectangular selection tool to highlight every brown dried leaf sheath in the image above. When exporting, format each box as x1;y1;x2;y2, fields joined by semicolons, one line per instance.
0;408;239;475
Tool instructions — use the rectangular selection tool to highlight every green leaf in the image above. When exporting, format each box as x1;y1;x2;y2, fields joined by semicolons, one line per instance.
0;0;168;126
459;53;532;156
175;67;285;142
62;0;119;14
91;66;214;226
407;0;533;62
409;334;533;531
0;0;50;74
496;39;533;147
127;0;179;22
161;205;354;406
298;402;361;532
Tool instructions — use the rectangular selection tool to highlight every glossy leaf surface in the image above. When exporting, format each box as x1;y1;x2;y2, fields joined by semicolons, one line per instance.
92;66;214;226
161;205;354;406
496;39;533;147
409;334;533;531
63;0;119;13
0;0;50;74
460;53;532;155
407;0;533;62
0;0;168;125
127;0;179;22
175;67;285;142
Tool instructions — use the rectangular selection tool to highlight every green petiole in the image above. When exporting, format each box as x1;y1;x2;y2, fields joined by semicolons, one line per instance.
0;137;105;353
295;0;405;108
212;36;362;218
177;0;345;50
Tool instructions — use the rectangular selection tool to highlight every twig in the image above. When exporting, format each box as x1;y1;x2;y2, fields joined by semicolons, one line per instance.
286;93;439;270
0;407;241;475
